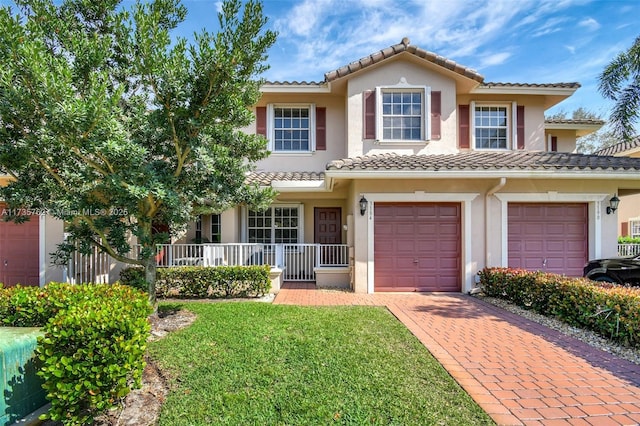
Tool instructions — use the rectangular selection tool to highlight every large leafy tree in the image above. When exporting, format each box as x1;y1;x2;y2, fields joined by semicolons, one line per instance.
0;0;277;304
599;35;640;140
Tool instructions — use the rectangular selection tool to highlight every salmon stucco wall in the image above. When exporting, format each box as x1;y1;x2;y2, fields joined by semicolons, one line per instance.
347;58;458;158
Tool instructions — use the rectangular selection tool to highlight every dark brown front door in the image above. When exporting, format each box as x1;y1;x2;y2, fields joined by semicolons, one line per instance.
314;208;341;244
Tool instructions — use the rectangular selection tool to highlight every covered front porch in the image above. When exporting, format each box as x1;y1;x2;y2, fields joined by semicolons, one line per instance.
66;242;351;289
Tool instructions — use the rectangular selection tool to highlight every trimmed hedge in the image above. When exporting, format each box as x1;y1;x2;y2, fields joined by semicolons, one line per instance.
478;268;640;347
120;265;272;298
0;283;151;425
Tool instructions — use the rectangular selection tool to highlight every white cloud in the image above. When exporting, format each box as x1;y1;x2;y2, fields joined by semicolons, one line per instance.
578;17;600;31
565;45;576;54
478;52;512;68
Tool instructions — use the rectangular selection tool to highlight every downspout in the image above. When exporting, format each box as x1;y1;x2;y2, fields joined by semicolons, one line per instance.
485;178;507;268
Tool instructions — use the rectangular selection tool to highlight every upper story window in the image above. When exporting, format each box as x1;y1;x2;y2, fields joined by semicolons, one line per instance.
263;104;317;153
469;102;519;150
364;78;441;142
381;91;423;140
256;104;326;153
373;83;431;143
474;106;508;149
273;107;311;151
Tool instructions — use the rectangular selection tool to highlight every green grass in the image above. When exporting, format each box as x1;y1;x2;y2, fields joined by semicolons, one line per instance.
149;302;494;425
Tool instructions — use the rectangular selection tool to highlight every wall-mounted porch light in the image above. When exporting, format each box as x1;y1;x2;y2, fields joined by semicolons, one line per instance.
359;195;368;216
606;194;620;215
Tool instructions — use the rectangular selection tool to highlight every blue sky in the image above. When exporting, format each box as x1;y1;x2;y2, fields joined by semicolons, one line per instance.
183;0;640;120
4;0;640;120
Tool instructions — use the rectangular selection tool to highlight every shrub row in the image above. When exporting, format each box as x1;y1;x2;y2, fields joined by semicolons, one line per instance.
120;265;272;298
478;268;640;347
618;236;640;244
0;283;151;425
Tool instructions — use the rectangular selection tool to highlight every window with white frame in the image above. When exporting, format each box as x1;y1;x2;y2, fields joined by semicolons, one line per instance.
247;206;302;244
474;106;509;149
471;102;518;150
631;219;640;238
377;85;430;142
268;105;315;152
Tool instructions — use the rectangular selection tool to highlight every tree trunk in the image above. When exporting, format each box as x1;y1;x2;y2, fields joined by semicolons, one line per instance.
144;257;157;311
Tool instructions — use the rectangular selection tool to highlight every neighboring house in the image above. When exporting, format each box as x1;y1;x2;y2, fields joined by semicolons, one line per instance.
594;137;640;238
4;38;640;292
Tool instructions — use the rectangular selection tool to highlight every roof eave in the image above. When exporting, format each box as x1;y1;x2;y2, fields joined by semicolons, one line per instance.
325;169;640;180
270;180;329;192
260;83;331;93
471;86;579;96
545;122;604;137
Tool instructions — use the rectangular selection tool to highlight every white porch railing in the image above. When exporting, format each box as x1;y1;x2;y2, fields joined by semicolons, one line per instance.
67;243;349;284
64;246;111;284
618;243;640;257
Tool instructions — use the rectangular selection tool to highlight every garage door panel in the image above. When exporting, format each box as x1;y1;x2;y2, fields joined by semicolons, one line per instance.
524;240;543;251
508;203;587;277
415;205;438;216
375;202;461;292
546;224;565;234
395;223;416;234
545;241;566;251
416;223;438;234
0;205;39;287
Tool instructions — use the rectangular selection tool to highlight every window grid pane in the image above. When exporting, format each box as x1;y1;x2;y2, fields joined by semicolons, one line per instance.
631;220;640;238
195;216;202;242
211;214;221;243
274;107;310;151
475;106;508;149
381;90;422;141
248;207;300;244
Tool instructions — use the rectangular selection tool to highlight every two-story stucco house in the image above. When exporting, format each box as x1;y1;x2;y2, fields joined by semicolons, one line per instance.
4;38;640;291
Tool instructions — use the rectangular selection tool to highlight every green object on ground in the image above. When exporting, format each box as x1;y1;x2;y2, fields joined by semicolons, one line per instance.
150;302;494;425
0;327;46;426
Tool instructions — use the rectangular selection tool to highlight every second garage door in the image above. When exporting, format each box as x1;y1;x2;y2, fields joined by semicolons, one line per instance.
508;203;588;277
0;204;40;286
374;203;461;292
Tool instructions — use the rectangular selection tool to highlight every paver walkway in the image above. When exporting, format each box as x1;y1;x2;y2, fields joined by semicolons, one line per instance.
274;283;640;426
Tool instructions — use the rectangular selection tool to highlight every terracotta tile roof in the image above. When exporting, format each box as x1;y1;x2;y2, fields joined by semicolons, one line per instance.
481;82;581;89
324;37;485;83
326;151;640;173
545;118;605;125
263;80;325;86
247;171;325;186
593;136;640;156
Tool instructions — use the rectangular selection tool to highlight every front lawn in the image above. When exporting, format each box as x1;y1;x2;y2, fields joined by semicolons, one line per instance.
149;302;494;425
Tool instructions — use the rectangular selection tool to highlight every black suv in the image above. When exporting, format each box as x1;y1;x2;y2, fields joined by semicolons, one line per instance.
583;255;640;286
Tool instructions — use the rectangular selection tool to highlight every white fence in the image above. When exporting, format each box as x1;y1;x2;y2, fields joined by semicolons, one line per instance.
64;246;111;284
618;243;640;257
67;243;349;284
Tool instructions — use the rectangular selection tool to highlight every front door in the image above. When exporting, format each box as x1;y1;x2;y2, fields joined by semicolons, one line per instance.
314;208;341;244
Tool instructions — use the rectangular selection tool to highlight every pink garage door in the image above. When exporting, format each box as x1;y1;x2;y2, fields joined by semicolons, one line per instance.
508;203;588;277
0;204;40;286
374;203;461;292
